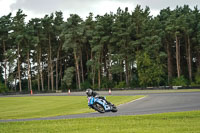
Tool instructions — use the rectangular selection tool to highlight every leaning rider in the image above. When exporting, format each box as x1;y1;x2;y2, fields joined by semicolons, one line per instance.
86;88;112;105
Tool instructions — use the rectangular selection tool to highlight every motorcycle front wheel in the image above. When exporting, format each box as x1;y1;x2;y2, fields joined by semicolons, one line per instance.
111;105;118;112
93;103;105;113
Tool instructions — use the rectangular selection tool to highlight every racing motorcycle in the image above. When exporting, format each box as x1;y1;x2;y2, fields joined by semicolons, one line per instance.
87;96;118;113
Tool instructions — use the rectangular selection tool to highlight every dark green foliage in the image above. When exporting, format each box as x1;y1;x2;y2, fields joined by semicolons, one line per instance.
81;80;91;89
114;81;126;89
194;68;200;85
171;76;188;86
1;5;200;91
0;81;8;93
136;52;165;87
62;67;75;88
101;77;115;89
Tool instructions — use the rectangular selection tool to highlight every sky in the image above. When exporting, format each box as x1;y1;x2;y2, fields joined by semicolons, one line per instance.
0;0;200;21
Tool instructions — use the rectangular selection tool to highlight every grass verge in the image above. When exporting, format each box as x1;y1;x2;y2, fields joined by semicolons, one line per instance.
0;95;144;120
0;111;200;133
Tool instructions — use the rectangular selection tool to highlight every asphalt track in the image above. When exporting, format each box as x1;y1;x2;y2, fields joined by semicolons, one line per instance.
1;91;200;122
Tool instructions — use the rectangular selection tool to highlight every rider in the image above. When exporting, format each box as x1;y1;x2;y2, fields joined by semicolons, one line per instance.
86;88;112;105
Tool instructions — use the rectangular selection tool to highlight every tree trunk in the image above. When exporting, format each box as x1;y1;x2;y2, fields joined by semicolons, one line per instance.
125;57;129;86
17;43;22;92
59;59;63;83
187;35;192;82
92;67;95;89
86;48;89;76
108;54;112;81
56;50;59;91
39;47;44;91
175;34;181;78
91;52;95;89
197;53;200;69
80;50;85;83
48;50;50;91
14;74;17;92
37;74;40;91
98;63;101;89
27;51;32;91
48;34;54;91
98;53;102;89
74;51;81;89
166;40;173;83
56;43;62;90
3;40;7;87
103;49;108;79
37;51;40;91
120;60;123;82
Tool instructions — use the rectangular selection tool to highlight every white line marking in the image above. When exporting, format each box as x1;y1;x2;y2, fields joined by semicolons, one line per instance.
117;96;147;107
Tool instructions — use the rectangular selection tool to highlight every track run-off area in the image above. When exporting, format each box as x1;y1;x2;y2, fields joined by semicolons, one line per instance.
0;90;200;122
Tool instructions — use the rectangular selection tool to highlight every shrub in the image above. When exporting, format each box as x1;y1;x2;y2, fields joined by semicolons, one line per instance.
0;82;9;93
194;69;200;85
101;77;115;89
136;52;165;87
171;76;188;86
114;81;126;88
81;80;91;89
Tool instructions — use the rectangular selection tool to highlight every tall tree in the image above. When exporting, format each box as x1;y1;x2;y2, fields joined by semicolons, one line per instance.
25;19;42;91
83;13;95;86
29;18;44;91
11;9;27;92
0;13;12;87
53;11;64;90
62;14;83;89
89;13;114;89
194;7;200;70
42;14;54;91
158;8;174;83
181;5;195;82
111;7;132;86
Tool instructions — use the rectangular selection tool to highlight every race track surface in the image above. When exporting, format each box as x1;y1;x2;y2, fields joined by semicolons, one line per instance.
1;91;200;122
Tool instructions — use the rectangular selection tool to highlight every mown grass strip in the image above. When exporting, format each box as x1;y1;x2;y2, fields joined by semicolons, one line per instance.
0;111;200;133
0;95;144;119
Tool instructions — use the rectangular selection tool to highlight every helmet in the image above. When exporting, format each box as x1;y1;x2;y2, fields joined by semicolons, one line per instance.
86;88;93;96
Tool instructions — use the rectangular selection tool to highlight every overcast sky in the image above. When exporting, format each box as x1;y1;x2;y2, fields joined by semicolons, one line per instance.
0;0;200;21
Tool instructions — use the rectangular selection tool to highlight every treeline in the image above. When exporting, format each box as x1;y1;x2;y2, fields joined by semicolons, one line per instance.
1;5;200;92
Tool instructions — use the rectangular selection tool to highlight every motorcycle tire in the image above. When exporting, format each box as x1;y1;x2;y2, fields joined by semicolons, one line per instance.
93;103;105;113
111;105;118;112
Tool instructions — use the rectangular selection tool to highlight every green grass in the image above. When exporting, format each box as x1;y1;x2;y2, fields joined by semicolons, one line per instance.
1;111;200;133
0;95;144;120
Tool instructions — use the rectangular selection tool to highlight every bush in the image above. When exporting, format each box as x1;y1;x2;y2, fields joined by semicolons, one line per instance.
190;82;197;86
101;77;115;89
194;69;200;85
136;52;165;87
130;74;139;88
92;84;99;90
0;82;9;93
171;76;188;86
81;80;91;89
114;81;126;88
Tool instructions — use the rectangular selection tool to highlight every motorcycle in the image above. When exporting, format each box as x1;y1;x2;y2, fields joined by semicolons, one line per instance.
87;96;118;113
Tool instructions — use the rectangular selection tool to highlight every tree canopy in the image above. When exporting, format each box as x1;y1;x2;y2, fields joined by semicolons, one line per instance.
1;5;200;92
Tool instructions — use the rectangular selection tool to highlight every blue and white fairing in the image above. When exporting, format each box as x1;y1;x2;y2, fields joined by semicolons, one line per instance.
88;96;112;111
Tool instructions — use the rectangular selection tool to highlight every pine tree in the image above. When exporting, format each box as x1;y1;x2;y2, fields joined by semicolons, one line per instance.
11;9;27;92
62;14;83;89
0;13;12;87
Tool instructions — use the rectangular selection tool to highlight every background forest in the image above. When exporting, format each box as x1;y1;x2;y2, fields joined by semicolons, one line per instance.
1;5;200;93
